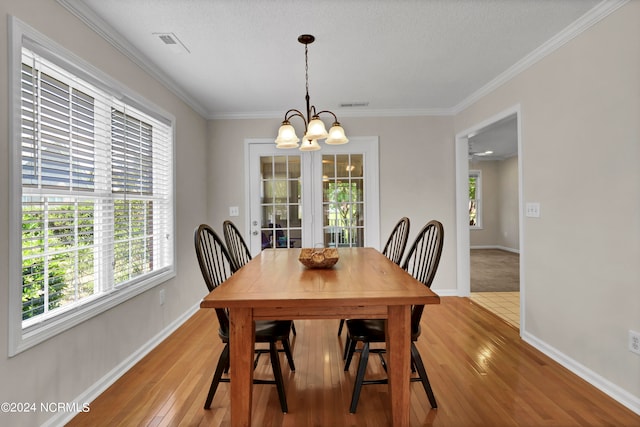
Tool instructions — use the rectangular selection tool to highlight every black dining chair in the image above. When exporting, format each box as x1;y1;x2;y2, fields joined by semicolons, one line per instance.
337;217;410;336
343;219;444;413
222;220;296;336
194;224;295;412
223;220;253;273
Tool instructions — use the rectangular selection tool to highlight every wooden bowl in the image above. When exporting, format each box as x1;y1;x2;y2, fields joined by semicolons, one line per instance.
298;248;339;269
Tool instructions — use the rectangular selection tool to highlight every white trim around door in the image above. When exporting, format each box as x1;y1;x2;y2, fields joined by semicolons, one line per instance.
454;105;524;333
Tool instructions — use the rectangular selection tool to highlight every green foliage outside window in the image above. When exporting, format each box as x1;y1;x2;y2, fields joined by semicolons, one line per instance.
325;181;361;227
469;176;477;200
324;181;363;246
21;203;95;320
113;199;154;283
469;175;478;226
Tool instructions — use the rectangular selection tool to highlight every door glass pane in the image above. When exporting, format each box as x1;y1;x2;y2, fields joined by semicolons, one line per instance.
260;155;302;249
336;154;350;177
322;158;336;179
322;153;364;247
288;156;301;179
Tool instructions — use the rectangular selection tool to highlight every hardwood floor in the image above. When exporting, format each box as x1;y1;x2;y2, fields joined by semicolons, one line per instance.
66;297;639;426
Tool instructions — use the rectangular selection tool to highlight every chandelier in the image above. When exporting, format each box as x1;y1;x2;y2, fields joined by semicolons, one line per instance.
275;34;348;151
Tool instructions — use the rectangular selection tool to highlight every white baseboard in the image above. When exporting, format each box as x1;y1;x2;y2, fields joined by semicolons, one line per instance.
522;331;640;416
42;303;200;427
470;245;519;254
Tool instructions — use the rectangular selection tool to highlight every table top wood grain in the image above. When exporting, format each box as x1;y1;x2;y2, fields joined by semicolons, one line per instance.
200;247;440;311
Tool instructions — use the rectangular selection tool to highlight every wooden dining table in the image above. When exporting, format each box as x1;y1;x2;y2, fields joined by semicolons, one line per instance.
199;247;440;426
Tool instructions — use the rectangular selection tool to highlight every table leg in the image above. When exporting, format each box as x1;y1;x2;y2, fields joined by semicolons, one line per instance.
229;307;255;427
387;305;412;427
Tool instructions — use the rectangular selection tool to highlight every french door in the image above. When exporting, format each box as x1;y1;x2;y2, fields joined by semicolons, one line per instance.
246;137;379;255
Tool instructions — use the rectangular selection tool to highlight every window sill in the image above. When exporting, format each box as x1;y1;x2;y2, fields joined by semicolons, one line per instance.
9;268;174;357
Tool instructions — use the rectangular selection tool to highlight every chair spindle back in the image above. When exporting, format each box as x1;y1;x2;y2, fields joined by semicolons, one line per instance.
401;220;444;332
381;217;410;265
223;220;253;273
194;224;234;334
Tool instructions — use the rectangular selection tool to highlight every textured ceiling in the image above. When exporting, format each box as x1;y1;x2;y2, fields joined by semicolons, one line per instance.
469;114;518;160
66;0;603;121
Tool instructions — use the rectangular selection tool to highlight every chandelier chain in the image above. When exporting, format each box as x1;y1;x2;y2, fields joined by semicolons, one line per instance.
305;44;309;111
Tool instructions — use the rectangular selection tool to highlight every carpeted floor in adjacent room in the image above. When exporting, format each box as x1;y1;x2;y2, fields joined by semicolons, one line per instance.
470;248;519;292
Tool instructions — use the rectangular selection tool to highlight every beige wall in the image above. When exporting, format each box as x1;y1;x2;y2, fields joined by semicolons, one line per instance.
470;156;519;250
456;0;640;401
207;116;458;294
0;1;209;425
497;156;519;250
0;0;638;423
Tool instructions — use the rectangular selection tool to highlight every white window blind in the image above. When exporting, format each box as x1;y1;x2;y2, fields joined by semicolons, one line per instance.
18;46;174;331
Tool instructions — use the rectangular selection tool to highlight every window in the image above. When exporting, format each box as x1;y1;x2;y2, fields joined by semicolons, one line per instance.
469;170;482;228
9;18;175;355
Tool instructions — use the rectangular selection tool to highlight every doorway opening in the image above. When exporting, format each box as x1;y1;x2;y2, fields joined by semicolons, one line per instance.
455;107;523;331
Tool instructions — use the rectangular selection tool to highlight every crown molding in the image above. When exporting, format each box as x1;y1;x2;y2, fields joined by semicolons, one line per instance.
56;0;211;118
57;0;627;121
452;0;629;114
209;107;455;120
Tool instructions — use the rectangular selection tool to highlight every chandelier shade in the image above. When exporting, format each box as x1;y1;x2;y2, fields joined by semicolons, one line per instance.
304;117;329;140
275;122;300;148
325;123;348;145
299;139;321;151
275;34;348;151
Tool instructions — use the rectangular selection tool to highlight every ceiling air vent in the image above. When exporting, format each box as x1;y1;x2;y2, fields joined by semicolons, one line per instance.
158;34;177;45
340;102;369;108
153;32;190;54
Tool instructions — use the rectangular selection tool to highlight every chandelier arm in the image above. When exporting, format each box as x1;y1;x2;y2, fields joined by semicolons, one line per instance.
283;109;308;127
314;110;339;123
308;105;319;119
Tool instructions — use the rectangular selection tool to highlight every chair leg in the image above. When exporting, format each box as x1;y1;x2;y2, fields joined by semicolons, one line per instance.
291;321;297;336
344;337;358;371
204;344;230;409
349;342;370;413
337;318;345;335
281;338;296;371
342;335;352;360
254;349;268;369
377;351;388;373
269;341;288;413
410;342;437;409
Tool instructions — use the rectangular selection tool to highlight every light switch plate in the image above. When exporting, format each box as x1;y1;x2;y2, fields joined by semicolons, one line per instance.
525;202;540;218
630;330;640;355
229;206;239;217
